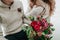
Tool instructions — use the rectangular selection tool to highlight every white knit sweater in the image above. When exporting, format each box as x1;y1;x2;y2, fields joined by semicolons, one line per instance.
0;0;24;36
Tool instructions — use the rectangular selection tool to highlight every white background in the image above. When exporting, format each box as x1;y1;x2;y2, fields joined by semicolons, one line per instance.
51;0;60;40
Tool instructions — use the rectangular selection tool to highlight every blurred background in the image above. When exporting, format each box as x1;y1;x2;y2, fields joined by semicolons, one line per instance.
0;0;60;40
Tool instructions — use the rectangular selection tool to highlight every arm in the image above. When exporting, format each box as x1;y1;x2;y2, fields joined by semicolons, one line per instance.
23;6;44;24
25;6;44;18
25;5;50;19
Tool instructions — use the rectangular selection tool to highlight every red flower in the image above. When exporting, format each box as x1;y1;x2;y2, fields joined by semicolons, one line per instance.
37;21;42;26
41;19;48;30
31;21;42;32
34;25;40;32
31;21;37;27
30;18;49;32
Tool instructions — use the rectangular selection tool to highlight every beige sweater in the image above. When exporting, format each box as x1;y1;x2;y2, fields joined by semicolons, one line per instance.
0;0;24;36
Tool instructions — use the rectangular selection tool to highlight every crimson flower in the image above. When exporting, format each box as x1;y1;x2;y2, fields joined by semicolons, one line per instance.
31;21;42;32
41;18;48;30
30;18;49;32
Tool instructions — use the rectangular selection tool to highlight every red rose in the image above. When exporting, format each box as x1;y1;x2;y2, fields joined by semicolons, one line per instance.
37;21;42;26
31;21;42;32
31;21;37;27
34;25;40;32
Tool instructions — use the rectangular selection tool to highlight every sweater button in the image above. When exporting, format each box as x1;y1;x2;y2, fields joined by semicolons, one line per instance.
17;8;21;12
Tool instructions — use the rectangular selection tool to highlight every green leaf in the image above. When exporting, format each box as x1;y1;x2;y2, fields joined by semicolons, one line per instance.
35;35;45;40
43;29;49;34
51;28;55;31
50;36;53;39
29;16;34;21
42;32;45;35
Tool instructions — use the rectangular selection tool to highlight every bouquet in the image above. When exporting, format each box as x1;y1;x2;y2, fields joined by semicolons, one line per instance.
22;16;55;40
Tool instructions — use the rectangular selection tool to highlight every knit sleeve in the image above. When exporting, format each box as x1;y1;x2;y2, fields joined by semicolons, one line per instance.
25;6;44;17
23;6;44;24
